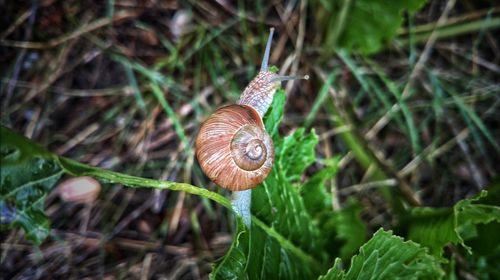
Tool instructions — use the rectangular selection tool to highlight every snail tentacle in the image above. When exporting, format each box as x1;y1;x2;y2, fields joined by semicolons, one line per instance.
260;27;274;72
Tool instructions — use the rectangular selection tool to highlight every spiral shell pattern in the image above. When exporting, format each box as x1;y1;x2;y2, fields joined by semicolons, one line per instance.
195;105;274;191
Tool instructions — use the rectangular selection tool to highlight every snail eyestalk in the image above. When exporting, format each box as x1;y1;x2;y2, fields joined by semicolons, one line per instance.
260;27;275;72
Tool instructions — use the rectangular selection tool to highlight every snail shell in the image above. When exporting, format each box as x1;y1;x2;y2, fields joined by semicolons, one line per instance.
195;105;274;191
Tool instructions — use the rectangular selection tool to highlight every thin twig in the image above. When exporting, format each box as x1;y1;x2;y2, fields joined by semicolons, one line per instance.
399;128;469;177
140;253;154;280
2;3;37;113
56;123;100;155
397;6;500;35
340;179;398;196
0;8;33;39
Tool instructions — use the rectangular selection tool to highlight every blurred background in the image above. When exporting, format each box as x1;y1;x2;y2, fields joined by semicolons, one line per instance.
1;0;499;278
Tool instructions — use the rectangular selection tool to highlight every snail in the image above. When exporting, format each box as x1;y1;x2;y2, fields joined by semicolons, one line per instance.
195;28;308;225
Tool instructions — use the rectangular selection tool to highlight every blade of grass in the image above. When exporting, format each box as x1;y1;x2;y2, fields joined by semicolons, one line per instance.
365;58;421;154
446;84;500;154
337;51;378;111
107;0;114;18
180;19;238;65
155;34;181;71
322;0;353;55
365;79;407;130
238;1;253;66
338;50;407;138
205;43;239;101
396;15;500;46
149;82;192;156
428;71;498;155
111;54;183;96
150;80;195;187
123;62;146;112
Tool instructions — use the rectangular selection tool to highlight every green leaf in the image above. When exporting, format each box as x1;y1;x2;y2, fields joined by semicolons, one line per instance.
1;126;64;244
464;222;500;279
264;88;286;140
406;187;500;258
301;159;339;216
0;126;231;244
321;0;428;55
265;88;319;182
331;201;367;259
264;89;319;183
278;128;318;182
464;182;500;266
319;229;444;280
300;158;366;259
210;217;249;279
304;167;367;260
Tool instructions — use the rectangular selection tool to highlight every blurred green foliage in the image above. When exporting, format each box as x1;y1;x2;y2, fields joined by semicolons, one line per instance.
314;0;428;54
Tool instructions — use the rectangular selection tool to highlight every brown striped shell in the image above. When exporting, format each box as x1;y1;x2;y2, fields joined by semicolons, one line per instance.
195;105;274;191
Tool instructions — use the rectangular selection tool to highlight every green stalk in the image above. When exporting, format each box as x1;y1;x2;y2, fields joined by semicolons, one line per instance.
396;16;500;46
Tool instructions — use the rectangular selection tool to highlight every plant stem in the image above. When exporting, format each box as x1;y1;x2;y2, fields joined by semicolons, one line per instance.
396;16;500;46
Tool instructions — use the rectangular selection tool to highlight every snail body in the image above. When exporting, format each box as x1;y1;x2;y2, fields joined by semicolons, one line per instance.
195;28;307;193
